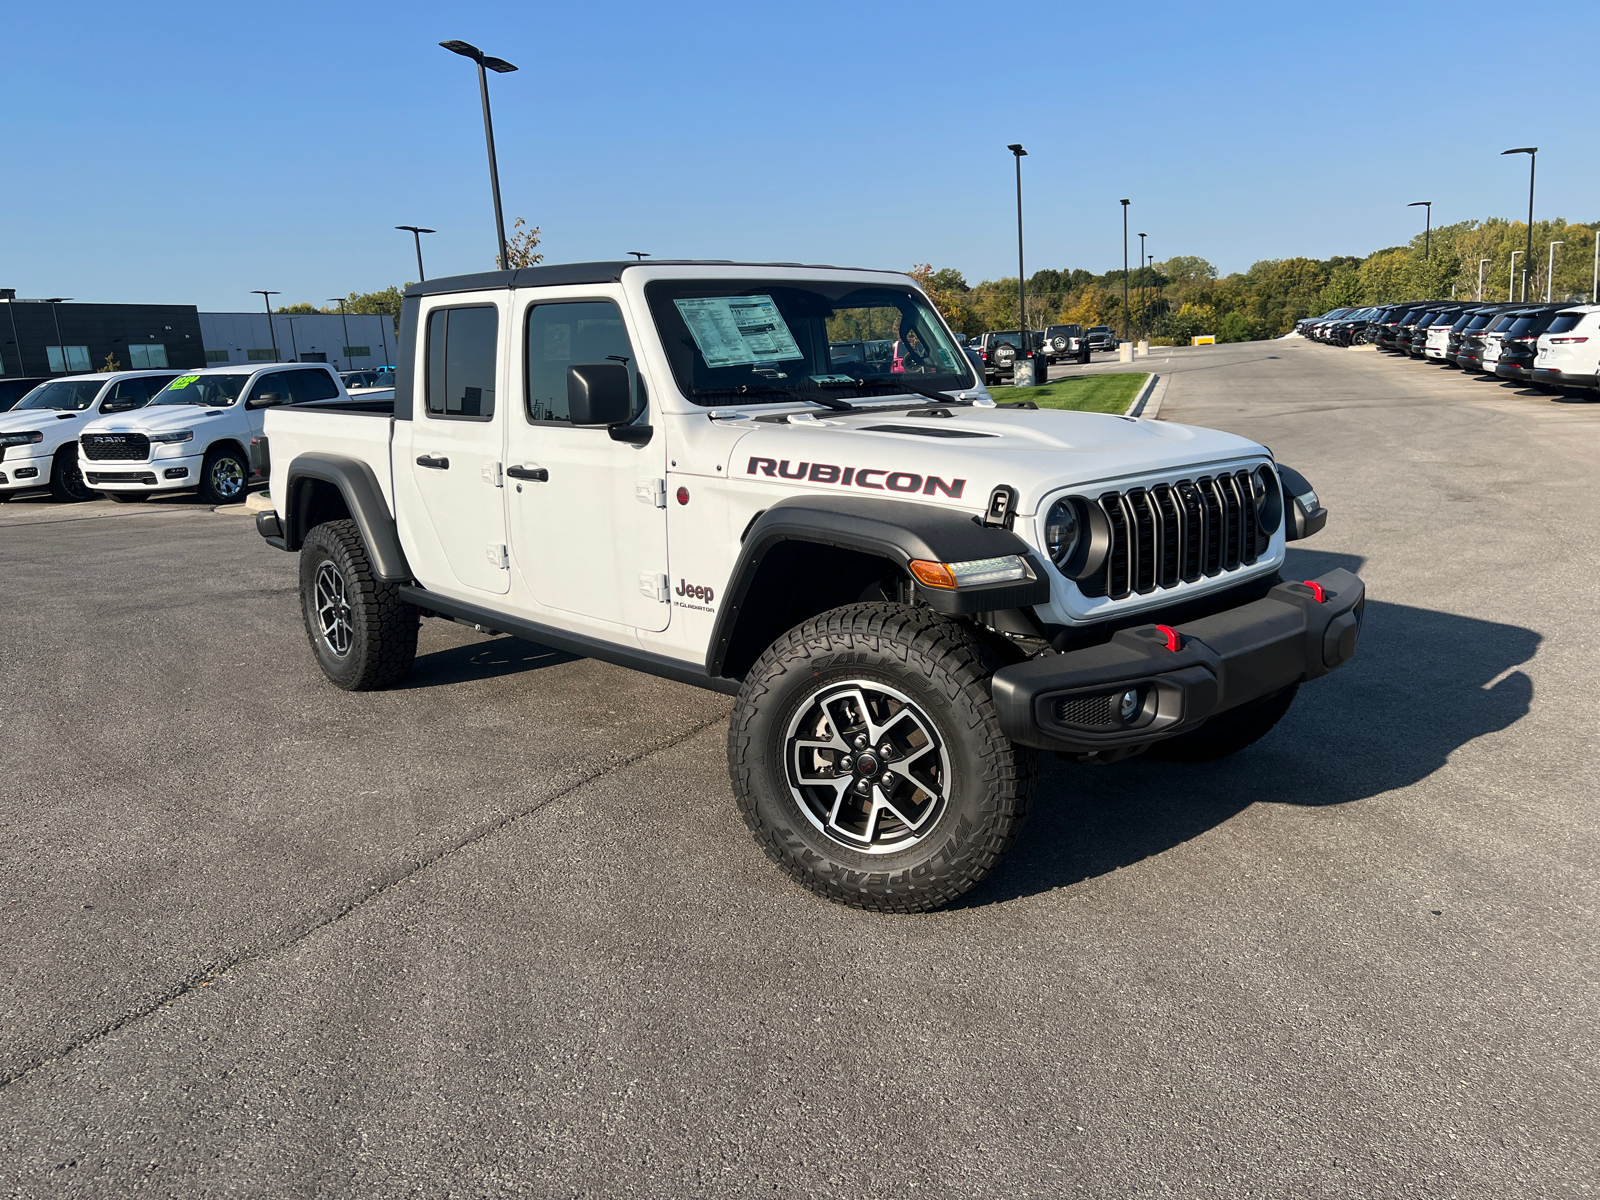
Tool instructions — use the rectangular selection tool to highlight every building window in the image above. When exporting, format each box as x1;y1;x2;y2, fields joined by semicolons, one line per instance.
128;344;169;368
205;349;230;363
300;352;327;363
47;345;92;373
247;349;278;362
343;345;371;359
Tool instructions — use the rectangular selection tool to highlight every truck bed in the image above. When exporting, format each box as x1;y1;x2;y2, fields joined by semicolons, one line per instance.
263;401;397;518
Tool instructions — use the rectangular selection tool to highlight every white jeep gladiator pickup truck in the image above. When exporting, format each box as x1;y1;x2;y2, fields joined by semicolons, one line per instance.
77;361;354;504
256;260;1362;911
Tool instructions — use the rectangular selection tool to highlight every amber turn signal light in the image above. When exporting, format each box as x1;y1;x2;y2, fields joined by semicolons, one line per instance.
909;560;957;589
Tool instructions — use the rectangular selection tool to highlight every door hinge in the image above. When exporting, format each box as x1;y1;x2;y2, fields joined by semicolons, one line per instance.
487;544;509;569
636;477;666;508
482;461;504;488
639;572;669;601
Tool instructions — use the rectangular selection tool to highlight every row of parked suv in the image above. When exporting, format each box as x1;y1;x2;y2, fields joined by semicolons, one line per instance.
1298;301;1600;393
0;362;379;504
968;325;1119;384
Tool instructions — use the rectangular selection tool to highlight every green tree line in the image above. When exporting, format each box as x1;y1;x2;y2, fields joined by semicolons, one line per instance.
918;216;1598;344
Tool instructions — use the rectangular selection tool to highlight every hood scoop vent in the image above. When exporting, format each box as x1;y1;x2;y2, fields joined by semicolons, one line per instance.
857;424;996;439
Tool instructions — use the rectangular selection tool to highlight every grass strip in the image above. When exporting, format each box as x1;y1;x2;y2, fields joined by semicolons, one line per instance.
996;372;1150;413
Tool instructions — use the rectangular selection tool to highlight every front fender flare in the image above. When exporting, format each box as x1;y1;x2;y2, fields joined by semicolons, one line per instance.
284;452;412;582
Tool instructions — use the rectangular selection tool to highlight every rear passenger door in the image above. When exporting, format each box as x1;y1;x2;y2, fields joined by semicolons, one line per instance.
403;300;511;596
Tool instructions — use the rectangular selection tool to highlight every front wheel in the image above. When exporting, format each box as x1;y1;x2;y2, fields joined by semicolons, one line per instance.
728;604;1034;912
49;448;91;502
1145;684;1298;763
198;446;248;505
298;520;418;690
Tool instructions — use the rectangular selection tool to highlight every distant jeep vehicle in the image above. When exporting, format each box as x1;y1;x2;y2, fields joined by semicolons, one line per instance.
257;259;1362;912
1043;324;1090;365
975;330;1030;384
1086;326;1118;352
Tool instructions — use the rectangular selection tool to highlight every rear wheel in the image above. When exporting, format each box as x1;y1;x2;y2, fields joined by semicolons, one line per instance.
298;520;417;690
728;603;1033;912
1146;684;1299;763
48;447;91;502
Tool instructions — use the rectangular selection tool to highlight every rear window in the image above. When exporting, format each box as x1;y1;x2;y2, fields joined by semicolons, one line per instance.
1487;314;1519;331
1505;316;1540;336
1546;312;1588;334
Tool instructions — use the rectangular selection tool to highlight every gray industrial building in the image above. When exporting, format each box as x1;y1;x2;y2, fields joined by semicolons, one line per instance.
198;312;395;370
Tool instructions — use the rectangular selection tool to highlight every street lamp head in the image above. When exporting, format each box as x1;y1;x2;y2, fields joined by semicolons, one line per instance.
1007;143;1026;157
1138;232;1147;238
1502;147;1537;156
482;56;517;73
44;297;71;303
1120;198;1130;207
627;251;650;261
1407;201;1431;208
440;39;482;61
395;225;436;235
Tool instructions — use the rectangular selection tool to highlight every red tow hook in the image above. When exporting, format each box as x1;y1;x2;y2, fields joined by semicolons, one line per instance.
1302;580;1326;603
1155;624;1180;652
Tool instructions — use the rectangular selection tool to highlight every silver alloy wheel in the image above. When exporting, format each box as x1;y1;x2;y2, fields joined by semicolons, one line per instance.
314;561;354;658
209;454;245;500
785;679;952;855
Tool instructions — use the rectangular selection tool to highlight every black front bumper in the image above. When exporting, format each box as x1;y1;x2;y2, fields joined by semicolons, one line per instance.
992;569;1364;753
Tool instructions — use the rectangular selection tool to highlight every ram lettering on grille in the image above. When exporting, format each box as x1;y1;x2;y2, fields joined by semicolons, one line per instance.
1078;471;1270;600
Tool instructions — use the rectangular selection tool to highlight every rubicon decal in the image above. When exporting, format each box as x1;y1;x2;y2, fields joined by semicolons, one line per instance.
746;458;965;498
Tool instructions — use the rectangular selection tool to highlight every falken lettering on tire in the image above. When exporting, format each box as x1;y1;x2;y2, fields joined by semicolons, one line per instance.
746;457;965;498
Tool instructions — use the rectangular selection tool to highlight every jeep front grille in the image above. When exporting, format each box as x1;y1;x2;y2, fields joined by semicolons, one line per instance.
81;433;150;461
1077;471;1270;600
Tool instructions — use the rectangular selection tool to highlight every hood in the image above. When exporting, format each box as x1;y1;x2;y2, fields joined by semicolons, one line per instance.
722;406;1267;515
0;408;79;435
80;404;233;436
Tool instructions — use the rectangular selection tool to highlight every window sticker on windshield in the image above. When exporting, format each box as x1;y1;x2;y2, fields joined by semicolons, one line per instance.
169;375;200;390
674;296;803;368
808;373;855;385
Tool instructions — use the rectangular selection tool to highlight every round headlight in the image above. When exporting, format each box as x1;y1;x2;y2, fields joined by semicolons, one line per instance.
1254;465;1283;535
1044;498;1081;567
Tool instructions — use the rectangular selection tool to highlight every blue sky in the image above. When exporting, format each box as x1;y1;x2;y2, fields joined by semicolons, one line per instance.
4;1;1596;309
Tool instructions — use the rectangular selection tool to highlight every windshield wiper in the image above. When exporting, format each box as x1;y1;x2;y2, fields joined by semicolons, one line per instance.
696;384;854;412
841;379;973;406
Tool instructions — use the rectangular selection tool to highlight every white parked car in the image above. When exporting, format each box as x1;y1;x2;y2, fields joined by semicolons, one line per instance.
76;362;350;504
1532;305;1600;393
0;370;179;502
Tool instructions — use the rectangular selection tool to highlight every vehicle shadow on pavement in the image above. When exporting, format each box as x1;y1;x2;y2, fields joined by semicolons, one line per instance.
407;635;578;688
957;549;1542;908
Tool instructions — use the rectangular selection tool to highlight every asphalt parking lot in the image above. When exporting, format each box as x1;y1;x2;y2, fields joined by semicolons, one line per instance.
2;341;1596;1198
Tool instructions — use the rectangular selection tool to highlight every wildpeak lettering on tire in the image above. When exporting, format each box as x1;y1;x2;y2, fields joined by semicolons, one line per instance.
746;457;966;498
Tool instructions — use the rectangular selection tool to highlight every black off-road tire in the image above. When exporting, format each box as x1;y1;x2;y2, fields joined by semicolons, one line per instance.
106;492;149;503
198;445;248;505
298;520;418;691
1146;683;1299;763
49;446;91;502
728;603;1034;912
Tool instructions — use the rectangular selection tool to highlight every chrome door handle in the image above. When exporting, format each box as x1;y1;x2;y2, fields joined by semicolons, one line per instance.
416;455;449;469
506;465;548;482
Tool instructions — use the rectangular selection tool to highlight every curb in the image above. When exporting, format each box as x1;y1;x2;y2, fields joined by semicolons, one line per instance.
1124;373;1161;418
244;491;273;515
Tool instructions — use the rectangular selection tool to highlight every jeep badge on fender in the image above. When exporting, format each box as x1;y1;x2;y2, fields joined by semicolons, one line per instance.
256;258;1359;913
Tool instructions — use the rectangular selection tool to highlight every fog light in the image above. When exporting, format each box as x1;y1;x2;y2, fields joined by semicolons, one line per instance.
1118;689;1140;723
164;467;189;479
15;466;38;479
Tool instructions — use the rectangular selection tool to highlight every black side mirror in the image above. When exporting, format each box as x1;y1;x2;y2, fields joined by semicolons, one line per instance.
566;364;631;426
247;390;283;410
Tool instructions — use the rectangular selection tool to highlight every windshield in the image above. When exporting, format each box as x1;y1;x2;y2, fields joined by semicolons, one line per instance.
14;379;105;411
644;279;974;405
150;373;251;407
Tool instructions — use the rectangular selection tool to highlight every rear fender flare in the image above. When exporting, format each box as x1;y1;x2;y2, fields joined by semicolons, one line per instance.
284;452;411;582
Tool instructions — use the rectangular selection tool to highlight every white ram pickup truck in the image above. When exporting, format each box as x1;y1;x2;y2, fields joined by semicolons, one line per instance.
256;260;1363;911
0;370;178;501
77;361;355;504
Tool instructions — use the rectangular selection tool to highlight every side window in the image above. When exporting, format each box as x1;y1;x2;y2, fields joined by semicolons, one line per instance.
100;378;149;408
288;368;339;403
425;306;498;420
524;300;641;424
250;371;291;403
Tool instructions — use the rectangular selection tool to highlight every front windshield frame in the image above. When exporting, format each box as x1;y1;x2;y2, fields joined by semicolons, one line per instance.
149;372;252;407
643;278;976;406
14;379;107;411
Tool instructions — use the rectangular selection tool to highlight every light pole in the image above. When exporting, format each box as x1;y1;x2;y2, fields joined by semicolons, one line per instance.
1545;241;1564;302
1147;253;1156;341
43;297;71;372
1007;144;1028;365
284;316;301;363
440;40;518;271
1407;201;1433;260
1593;234;1598;303
1138;233;1147;342
1120;199;1131;341
1478;258;1491;301
1502;147;1537;302
328;298;353;369
251;290;280;362
395;226;435;281
3;293;23;376
1507;252;1521;302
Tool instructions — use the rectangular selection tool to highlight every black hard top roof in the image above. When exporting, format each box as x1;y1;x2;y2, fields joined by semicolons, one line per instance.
403;259;894;299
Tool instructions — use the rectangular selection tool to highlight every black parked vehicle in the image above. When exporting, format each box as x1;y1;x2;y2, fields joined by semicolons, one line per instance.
1396;304;1461;357
1459;310;1524;372
0;377;49;412
1372;304;1428;352
1443;305;1519;368
1492;306;1565;384
975;330;1031;385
